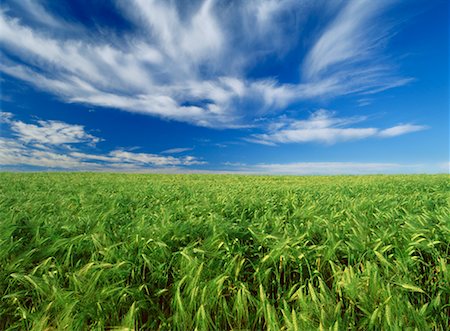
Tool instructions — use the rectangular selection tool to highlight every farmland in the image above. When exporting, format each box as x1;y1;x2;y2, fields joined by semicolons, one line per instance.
0;173;449;330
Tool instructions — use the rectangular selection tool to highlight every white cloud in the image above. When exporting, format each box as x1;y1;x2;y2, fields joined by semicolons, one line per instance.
248;109;428;145
71;150;205;167
106;150;204;166
122;0;223;67
224;161;440;175
303;0;392;79
161;147;194;154
10;120;101;145
0;138;100;169
8;0;69;29
0;1;414;128
378;124;428;137
0;114;205;170
0;135;445;174
0;111;14;122
0;137;206;170
301;0;412;99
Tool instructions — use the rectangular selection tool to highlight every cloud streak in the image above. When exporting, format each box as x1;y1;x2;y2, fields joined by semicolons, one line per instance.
247;110;428;145
378;124;429;137
161;147;194;154
303;0;389;79
223;161;440;175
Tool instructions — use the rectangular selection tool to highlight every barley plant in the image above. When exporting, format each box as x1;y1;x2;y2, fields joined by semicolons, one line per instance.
0;173;449;330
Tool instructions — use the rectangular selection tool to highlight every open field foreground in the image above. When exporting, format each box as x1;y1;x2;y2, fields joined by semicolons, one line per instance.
0;173;449;330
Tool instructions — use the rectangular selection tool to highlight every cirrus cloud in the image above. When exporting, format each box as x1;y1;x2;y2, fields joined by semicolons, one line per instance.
247;110;428;145
0;0;414;128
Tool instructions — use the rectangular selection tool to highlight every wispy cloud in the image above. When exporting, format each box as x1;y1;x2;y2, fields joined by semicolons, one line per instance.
8;0;68;29
301;0;412;96
161;147;194;154
303;0;387;79
224;161;440;175
247;110;428;145
0;0;413;128
378;124;429;137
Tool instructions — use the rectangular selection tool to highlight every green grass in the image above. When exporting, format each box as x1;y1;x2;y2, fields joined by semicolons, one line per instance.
0;173;449;330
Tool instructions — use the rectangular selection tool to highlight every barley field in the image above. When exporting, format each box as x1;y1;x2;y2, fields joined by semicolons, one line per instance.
0;173;449;330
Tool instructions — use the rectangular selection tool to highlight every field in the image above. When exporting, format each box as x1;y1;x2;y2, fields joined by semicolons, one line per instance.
0;173;449;330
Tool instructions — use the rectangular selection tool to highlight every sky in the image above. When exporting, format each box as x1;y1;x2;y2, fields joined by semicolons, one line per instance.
0;0;448;174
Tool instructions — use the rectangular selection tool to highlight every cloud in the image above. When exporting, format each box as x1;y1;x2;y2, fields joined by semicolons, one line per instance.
7;0;67;29
0;111;14;122
303;0;393;79
0;137;205;170
224;161;440;175
70;150;205;167
378;124;429;137
2;112;101;146
301;0;412;97
104;150;203;166
0;138;98;169
0;113;440;174
0;136;444;175
0;114;205;170
10;119;101;145
161;147;194;154
247;109;428;145
0;1;414;128
122;0;223;64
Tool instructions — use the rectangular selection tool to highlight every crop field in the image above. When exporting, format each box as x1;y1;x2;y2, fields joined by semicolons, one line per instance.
0;173;449;330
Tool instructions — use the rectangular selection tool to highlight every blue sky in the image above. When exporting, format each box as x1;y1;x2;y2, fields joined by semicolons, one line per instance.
0;0;448;174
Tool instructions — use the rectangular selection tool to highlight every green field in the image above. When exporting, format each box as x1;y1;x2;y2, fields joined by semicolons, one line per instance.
0;173;449;330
